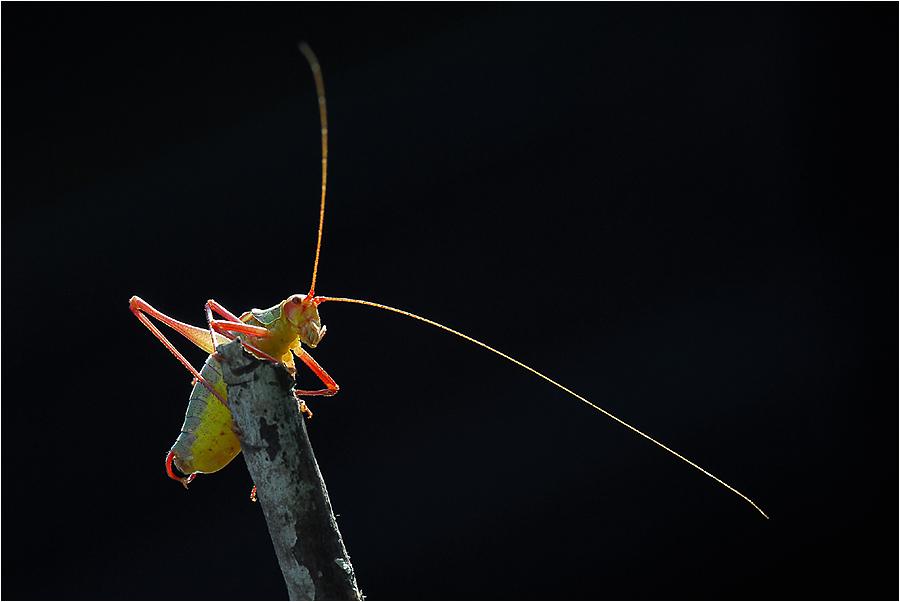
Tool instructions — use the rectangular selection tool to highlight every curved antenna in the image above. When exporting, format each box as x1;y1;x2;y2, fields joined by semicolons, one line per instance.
299;42;328;298
317;296;769;519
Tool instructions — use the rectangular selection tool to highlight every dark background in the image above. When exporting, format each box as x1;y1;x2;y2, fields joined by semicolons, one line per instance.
4;4;895;600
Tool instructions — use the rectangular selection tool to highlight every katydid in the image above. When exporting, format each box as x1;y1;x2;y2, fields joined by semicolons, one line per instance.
130;43;768;519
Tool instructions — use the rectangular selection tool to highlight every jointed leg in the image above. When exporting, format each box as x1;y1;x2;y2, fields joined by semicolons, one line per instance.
129;297;227;406
293;347;339;396
290;349;339;420
166;451;196;488
204;300;286;366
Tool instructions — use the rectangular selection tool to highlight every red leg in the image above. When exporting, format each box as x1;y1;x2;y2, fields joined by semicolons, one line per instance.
204;300;285;366
166;451;196;488
293;347;339;396
130;297;228;406
204;300;270;341
206;299;245;323
130;296;221;354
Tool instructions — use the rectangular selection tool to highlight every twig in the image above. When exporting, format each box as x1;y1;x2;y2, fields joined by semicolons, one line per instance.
219;339;362;601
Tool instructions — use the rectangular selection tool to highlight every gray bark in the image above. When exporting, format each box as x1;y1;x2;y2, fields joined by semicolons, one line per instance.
219;339;361;601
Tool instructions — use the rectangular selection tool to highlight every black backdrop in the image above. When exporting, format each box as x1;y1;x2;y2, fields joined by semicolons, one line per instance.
4;5;895;600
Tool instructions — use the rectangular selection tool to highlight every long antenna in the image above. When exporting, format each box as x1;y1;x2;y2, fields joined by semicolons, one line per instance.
298;43;765;519
317;296;769;519
299;42;328;298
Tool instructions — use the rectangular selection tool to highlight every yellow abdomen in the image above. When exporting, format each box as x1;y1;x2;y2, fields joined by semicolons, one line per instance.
169;355;241;476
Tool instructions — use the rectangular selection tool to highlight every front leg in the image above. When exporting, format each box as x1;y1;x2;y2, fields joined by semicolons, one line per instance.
293;347;339;397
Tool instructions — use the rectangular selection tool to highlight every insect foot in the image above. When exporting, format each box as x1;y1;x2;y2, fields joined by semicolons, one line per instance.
294;395;313;419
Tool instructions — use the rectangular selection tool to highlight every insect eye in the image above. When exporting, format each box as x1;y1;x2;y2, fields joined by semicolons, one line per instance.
292;296;302;304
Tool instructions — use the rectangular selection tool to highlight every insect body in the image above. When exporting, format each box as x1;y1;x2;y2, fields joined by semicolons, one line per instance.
130;293;336;486
131;43;768;518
